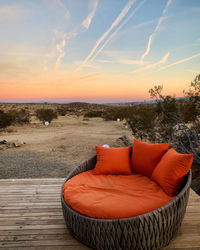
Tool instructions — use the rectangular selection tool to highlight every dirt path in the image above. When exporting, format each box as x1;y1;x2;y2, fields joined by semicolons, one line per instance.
0;115;133;178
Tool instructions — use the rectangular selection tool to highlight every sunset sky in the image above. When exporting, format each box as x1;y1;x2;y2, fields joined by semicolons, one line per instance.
0;0;200;103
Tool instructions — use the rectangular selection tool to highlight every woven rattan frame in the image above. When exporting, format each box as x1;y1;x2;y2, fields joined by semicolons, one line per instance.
61;155;191;250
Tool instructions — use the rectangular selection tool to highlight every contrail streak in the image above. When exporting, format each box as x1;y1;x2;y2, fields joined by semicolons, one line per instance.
75;0;137;71
90;0;145;63
132;52;170;73
157;53;200;72
54;0;98;70
82;0;98;29
140;0;173;61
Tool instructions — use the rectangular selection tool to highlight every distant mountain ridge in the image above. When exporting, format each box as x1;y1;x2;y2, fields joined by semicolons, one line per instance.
104;100;156;106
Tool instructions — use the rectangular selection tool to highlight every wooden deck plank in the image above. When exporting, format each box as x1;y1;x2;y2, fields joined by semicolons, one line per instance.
0;229;70;236
0;212;63;218
0;178;65;183
1;247;89;250
0;239;87;247
0;178;199;249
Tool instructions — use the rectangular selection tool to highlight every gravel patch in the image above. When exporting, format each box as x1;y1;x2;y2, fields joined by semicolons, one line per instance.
0;151;70;178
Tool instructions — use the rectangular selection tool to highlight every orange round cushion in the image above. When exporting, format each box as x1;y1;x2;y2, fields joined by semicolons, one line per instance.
151;148;193;196
93;146;132;175
63;170;174;219
131;139;170;177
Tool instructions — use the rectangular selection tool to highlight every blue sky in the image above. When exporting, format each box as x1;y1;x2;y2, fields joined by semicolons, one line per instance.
0;0;200;102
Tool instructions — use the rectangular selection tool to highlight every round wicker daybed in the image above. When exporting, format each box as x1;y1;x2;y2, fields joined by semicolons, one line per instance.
61;155;191;250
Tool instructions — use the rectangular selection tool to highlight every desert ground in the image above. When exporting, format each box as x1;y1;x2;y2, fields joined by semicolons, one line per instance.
0;102;199;196
0;113;133;178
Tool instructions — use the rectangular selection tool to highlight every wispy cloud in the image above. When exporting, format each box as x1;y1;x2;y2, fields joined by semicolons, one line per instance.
76;0;137;71
132;52;170;73
140;0;173;61
120;59;145;65
117;18;156;38
55;40;66;70
82;0;98;29
52;0;98;70
96;59;113;63
75;60;100;69
81;63;100;69
89;0;145;63
43;0;70;21
156;53;200;72
163;0;173;14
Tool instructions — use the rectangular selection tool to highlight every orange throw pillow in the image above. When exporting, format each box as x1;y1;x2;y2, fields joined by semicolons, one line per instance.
131;139;170;177
151;148;193;196
93;146;132;175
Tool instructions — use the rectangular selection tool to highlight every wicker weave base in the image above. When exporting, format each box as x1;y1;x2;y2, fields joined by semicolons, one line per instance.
61;155;191;250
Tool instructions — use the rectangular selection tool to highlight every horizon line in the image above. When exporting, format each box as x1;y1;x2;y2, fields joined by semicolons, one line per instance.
0;96;186;105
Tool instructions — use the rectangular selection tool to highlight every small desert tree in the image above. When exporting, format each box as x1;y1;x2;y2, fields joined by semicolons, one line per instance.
127;75;200;163
149;79;200;163
181;101;198;123
147;85;182;143
149;85;179;125
182;74;200;122
183;74;200;102
36;109;57;124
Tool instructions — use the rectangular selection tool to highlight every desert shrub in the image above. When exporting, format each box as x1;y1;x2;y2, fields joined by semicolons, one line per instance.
102;109;121;121
181;101;199;123
0;110;13;128
102;106;136;121
9;109;30;124
36;109;58;123
84;110;104;118
57;108;66;116
126;105;157;140
160;96;178;124
57;106;69;116
149;86;179;125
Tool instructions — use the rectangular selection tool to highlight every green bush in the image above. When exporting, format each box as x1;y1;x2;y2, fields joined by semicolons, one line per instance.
0;110;13;128
126;105;156;140
102;106;136;121
57;106;68;116
181;101;199;123
84;110;104;118
102;110;119;121
36;109;58;123
9;109;30;124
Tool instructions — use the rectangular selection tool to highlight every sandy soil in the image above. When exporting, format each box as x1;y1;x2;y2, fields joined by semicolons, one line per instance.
0;115;133;178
